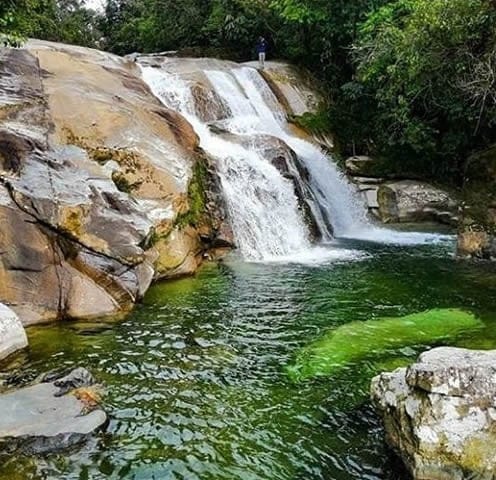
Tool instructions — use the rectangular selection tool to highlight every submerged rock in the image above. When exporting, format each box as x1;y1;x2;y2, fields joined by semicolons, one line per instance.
287;309;482;382
371;347;496;480
0;303;28;361
0;367;106;454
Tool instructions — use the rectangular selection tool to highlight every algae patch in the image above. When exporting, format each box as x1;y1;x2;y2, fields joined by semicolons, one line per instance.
287;309;483;382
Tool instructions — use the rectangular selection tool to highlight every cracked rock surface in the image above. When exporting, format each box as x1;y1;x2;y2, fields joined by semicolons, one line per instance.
0;41;231;324
371;347;496;480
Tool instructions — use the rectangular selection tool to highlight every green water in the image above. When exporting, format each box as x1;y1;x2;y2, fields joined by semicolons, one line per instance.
1;238;496;480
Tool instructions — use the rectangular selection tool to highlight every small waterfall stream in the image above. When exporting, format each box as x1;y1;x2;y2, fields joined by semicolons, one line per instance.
141;62;449;261
208;67;370;238
141;66;312;261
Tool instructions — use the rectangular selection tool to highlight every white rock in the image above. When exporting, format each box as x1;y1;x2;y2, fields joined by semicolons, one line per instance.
371;347;496;479
0;303;28;361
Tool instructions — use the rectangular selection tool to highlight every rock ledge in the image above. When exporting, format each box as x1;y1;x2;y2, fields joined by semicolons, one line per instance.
0;367;106;454
371;347;496;480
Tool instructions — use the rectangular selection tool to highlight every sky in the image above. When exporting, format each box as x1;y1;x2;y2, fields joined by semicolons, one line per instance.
84;0;105;11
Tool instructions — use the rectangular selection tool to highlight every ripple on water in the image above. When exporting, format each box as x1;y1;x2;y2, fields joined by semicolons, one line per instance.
2;240;496;480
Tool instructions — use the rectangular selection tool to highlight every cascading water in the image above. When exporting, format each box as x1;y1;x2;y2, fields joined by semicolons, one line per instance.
205;66;451;245
141;66;312;261
141;61;450;262
206;68;370;239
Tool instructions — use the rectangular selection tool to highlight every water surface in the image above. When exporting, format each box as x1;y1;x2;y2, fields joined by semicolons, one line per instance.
1;238;496;480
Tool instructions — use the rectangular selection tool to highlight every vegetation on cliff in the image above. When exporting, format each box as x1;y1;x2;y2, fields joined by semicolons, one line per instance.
2;0;495;187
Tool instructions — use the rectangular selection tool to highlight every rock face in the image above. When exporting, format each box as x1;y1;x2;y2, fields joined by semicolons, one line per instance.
377;181;459;226
0;303;27;361
345;156;376;176
0;367;106;454
252;61;334;150
458;145;496;260
345;156;459;226
371;347;496;480
0;41;230;324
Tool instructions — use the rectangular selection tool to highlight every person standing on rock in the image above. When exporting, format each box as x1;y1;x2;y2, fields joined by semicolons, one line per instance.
257;36;267;69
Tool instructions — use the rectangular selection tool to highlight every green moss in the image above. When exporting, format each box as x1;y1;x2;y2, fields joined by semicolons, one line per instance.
288;109;332;137
287;309;483;382
175;158;207;228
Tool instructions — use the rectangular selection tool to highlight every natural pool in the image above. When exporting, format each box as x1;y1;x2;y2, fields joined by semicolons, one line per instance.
1;237;496;480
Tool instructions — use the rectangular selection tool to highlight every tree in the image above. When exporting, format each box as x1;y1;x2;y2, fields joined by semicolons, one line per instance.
353;0;496;180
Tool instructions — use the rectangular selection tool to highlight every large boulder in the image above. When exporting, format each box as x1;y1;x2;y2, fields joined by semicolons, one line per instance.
0;303;27;361
0;41;229;323
371;347;496;480
0;367;106;454
377;180;458;226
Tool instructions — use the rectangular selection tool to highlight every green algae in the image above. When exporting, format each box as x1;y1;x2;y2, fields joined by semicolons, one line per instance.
287;309;484;382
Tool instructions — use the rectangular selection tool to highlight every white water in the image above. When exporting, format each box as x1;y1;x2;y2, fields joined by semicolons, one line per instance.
141;66;314;261
141;63;451;262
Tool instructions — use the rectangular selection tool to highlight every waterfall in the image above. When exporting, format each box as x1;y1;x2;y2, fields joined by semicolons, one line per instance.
141;66;312;261
141;61;449;261
206;67;370;238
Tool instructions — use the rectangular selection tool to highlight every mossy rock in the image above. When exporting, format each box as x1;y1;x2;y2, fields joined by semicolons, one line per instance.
287;309;483;382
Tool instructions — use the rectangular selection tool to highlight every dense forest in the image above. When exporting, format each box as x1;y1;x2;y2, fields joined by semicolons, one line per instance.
1;0;495;184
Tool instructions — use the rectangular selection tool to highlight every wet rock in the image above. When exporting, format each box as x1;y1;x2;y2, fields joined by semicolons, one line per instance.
190;83;229;123
377;180;458;226
0;303;28;361
0;367;106;454
371;347;496;480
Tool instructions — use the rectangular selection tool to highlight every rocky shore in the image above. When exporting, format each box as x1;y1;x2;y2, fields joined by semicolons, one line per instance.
372;347;496;480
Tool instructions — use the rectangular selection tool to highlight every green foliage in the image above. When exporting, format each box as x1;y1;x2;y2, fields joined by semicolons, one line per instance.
0;0;101;47
353;0;496;181
287;309;483;382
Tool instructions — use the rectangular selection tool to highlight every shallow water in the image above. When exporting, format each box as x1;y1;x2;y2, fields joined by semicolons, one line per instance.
1;238;496;480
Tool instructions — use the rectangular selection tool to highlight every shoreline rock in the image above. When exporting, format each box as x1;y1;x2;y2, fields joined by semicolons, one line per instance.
0;367;106;454
0;303;28;361
345;156;459;226
458;144;496;260
371;347;496;480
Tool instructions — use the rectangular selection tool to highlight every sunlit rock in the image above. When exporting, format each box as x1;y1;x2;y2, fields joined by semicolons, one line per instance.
0;303;27;361
0;41;229;322
251;61;322;116
372;347;496;479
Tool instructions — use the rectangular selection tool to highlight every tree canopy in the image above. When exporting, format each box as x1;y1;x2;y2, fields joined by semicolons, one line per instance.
2;0;495;184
